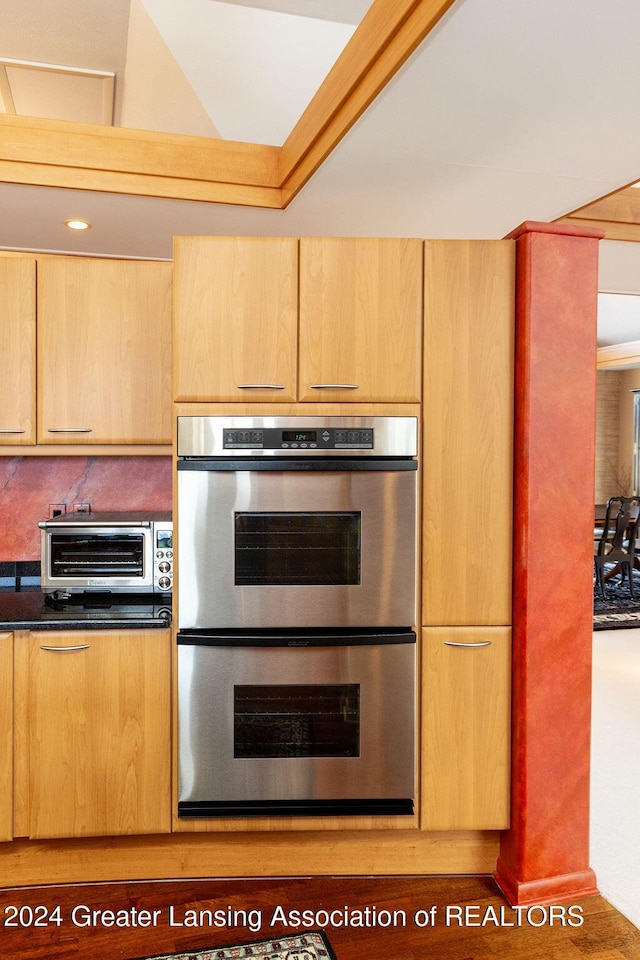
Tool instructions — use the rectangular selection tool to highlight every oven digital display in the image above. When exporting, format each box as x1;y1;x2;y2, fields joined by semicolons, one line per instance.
281;430;317;443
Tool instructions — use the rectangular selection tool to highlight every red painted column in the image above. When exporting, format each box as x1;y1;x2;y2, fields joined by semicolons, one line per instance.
495;221;604;905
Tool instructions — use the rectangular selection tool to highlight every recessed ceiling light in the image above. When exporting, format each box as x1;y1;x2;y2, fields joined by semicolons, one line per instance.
65;218;91;230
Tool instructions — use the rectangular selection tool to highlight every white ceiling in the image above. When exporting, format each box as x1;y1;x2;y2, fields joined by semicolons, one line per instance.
2;0;640;349
213;0;372;25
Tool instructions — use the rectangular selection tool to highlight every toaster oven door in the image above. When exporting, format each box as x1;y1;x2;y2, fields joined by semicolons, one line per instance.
41;526;154;593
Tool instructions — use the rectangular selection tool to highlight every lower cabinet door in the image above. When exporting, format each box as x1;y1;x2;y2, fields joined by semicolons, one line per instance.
422;626;511;830
0;632;13;842
28;630;171;839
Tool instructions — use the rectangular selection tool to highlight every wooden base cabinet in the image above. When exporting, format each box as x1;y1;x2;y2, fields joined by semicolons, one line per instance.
0;258;36;445
25;629;171;839
0;632;13;842
421;627;511;830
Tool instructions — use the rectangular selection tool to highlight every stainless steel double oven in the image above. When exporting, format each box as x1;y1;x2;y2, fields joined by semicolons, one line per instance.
176;416;418;818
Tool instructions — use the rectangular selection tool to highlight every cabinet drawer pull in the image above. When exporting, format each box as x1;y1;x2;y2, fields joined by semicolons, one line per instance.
443;640;492;648
40;644;91;652
0;428;26;434
47;427;93;434
310;383;359;390
237;384;286;390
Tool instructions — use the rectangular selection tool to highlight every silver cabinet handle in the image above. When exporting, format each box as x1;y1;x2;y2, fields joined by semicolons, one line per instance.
310;384;359;390
40;644;91;652
443;641;492;648
0;428;26;434
237;384;286;390
47;428;93;433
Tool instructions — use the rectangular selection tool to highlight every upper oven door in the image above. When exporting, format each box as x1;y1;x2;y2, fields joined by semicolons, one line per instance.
177;460;417;629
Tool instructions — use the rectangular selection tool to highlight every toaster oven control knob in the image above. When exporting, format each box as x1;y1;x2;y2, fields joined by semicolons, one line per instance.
156;550;164;558
158;561;171;573
158;576;171;591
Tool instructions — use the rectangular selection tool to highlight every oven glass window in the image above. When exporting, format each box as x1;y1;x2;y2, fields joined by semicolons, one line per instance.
49;533;145;577
234;512;361;586
234;684;360;758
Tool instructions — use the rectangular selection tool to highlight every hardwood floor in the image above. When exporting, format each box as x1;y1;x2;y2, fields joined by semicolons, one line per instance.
1;875;638;959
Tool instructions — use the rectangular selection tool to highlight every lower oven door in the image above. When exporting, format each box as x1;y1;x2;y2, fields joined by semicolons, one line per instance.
177;630;416;818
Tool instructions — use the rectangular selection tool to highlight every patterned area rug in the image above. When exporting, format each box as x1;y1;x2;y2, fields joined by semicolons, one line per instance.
594;571;640;630
132;931;336;960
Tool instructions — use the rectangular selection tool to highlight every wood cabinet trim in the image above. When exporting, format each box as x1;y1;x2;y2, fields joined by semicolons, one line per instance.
0;632;13;842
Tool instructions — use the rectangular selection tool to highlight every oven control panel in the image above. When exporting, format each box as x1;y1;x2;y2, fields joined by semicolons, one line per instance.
222;427;374;451
177;416;418;459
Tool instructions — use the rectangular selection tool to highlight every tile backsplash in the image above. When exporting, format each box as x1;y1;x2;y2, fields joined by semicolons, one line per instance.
0;456;172;561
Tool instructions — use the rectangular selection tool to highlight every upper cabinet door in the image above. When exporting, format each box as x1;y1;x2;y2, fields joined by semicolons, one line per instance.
37;259;172;444
298;238;423;403
0;258;36;444
422;240;515;626
173;237;298;402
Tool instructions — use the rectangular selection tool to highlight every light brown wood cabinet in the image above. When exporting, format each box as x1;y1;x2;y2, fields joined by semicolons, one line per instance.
421;626;511;830
0;258;36;445
173;237;298;403
173;236;422;403
421;240;514;833
298;238;422;402
25;629;171;839
37;258;172;444
422;239;515;626
0;632;13;842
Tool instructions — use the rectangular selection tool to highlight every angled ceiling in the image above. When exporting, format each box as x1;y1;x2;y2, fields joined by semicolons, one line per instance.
1;0;640;355
0;0;364;141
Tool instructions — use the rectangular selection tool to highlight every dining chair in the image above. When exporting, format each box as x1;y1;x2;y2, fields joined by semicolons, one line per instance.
594;495;640;599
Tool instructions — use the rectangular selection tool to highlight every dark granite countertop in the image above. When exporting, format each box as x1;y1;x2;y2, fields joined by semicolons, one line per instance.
0;582;172;631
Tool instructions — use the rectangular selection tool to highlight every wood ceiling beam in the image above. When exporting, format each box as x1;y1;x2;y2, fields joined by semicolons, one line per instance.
279;0;457;205
0;0;456;208
597;339;640;369
559;185;640;241
0;114;283;205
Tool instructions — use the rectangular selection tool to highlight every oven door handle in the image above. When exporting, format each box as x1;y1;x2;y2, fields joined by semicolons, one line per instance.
177;629;417;647
177;457;417;472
